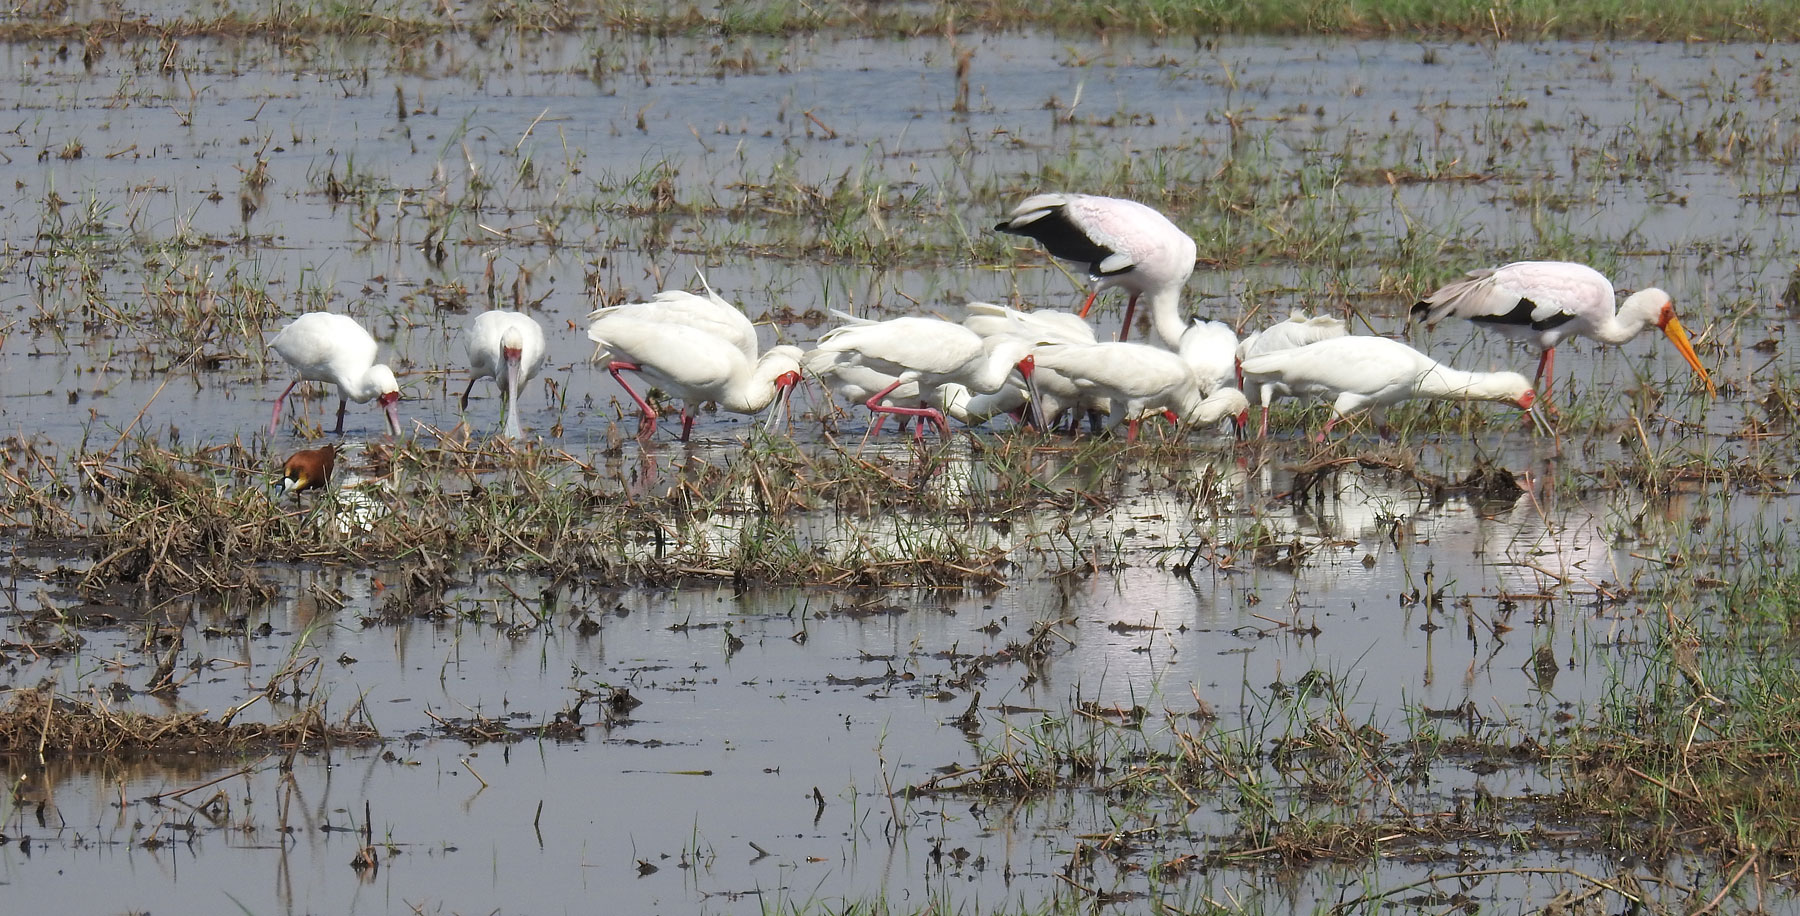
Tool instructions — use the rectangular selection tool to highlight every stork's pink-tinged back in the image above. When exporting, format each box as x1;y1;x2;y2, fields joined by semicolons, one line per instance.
1412;260;1714;400
995;193;1196;345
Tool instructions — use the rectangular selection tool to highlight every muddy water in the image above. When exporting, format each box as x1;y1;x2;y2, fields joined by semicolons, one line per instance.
1;25;1795;915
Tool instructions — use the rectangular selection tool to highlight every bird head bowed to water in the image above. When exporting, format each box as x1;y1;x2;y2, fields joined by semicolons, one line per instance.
281;445;337;494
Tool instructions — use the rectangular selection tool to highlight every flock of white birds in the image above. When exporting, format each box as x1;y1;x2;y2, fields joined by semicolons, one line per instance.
265;192;1719;455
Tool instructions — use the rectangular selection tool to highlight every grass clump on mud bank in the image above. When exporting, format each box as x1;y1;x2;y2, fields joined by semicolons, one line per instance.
1;1;1790;42
1560;606;1800;865
13;432;1235;598
903;590;1800;909
0;687;378;759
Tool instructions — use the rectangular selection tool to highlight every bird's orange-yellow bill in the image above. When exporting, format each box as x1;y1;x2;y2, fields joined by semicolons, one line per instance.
1660;316;1717;397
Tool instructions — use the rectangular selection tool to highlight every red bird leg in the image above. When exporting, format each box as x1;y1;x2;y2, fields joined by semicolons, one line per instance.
608;361;659;438
1315;415;1344;443
1117;292;1141;343
1126;418;1141;443
1078;287;1100;318
269;379;301;435
931;410;951;437
1534;347;1556;402
864;379;950;437
679;409;696;443
1258;405;1270;440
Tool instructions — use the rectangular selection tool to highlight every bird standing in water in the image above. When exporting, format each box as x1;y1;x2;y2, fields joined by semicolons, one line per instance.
281;445;336;493
268;313;402;436
461;310;548;439
1412;261;1714;403
995;193;1196;345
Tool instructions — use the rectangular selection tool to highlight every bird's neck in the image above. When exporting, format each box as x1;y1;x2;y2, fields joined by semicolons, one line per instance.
1417;367;1510;402
339;370;386;404
1146;287;1187;351
1589;292;1657;345
964;344;1030;395
723;357;794;412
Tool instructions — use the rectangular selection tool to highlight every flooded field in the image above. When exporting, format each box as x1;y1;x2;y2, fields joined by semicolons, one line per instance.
3;6;1800;914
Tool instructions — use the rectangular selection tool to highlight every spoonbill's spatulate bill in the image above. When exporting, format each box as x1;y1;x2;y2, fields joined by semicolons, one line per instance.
461;310;548;439
267;312;402;437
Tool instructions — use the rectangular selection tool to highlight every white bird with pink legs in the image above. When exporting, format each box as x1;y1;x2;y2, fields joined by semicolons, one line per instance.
585;274;758;362
587;316;804;443
808;315;1038;438
267;312;402;437
1029;341;1247;442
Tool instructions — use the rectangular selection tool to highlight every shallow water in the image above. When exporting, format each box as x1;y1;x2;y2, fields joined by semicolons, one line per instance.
2;22;1796;915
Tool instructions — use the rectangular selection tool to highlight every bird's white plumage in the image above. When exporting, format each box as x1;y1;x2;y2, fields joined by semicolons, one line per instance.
962;301;1096;345
462;310;548;439
1030;342;1216;437
936;381;1031;427
815;317;1024;392
960;302;1100;426
1237;311;1348;362
268;312;402;436
588;316;802;439
806;349;919;405
1240;336;1534;439
1175;318;1239;395
811;316;1036;434
996;193;1196;346
1413;260;1714;398
1414;261;1620;350
587;283;758;360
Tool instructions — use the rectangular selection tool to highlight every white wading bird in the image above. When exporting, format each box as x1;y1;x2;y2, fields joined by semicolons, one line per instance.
1412;260;1714;401
1236;311;1348;363
268;313;402;437
1239;336;1540;441
1030;342;1247;442
959;301;1100;430
461;310;548;439
994;193;1196;345
585;274;759;361
587;316;803;442
809;316;1037;437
